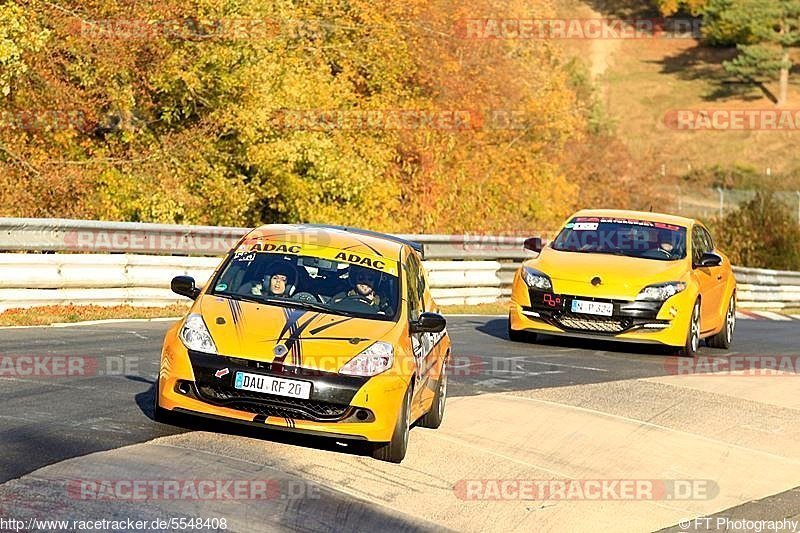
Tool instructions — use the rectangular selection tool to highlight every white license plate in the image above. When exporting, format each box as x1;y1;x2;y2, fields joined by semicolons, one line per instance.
234;372;311;399
571;299;613;316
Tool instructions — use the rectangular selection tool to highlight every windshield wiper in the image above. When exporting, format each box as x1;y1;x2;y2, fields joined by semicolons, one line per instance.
259;297;359;317
214;292;264;305
553;248;596;254
215;292;364;318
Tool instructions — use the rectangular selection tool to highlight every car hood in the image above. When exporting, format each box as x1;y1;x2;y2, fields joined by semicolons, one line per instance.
527;248;689;298
197;295;397;373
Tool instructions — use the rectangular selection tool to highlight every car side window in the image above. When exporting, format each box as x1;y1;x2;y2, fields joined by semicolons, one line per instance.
701;227;715;252
408;252;426;304
691;226;706;265
405;253;423;321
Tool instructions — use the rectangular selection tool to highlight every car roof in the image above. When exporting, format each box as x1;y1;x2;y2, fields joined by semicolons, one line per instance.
243;224;410;260
571;209;695;228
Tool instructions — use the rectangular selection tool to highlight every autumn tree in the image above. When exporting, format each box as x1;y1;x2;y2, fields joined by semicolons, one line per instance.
0;0;661;233
656;0;709;16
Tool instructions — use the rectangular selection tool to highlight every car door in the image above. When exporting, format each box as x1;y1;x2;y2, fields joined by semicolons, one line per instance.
404;250;436;412
701;226;727;329
417;254;447;409
691;225;721;334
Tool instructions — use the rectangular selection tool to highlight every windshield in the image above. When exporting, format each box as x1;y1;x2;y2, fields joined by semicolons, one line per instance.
210;246;400;321
551;217;687;261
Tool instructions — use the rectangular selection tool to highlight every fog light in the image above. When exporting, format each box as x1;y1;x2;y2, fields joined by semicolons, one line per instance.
643;323;668;329
522;310;541;318
356;409;369;421
175;380;191;395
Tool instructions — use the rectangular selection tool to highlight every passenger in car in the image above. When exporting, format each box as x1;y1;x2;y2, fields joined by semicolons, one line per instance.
243;263;298;297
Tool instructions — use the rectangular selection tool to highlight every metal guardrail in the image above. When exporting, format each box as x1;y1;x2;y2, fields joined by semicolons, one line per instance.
0;217;537;260
0;255;506;310
0;218;798;309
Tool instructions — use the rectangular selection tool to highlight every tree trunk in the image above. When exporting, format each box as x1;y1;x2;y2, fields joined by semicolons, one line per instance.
778;50;790;107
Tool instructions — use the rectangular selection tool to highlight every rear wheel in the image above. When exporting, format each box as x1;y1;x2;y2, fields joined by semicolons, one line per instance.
679;300;701;357
707;295;735;349
508;316;537;343
419;362;447;429
372;385;412;463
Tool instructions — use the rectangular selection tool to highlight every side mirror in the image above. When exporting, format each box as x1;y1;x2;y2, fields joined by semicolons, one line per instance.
171;276;200;299
410;312;447;334
696;251;722;268
523;237;543;253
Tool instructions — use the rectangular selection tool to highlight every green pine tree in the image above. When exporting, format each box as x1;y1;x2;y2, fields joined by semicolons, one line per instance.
704;0;800;105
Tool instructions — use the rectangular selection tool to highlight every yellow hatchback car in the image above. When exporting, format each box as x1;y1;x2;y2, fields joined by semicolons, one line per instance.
156;225;451;463
508;210;736;356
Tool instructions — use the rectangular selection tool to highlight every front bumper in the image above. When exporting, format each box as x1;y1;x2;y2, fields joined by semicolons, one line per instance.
158;331;408;442
509;286;694;347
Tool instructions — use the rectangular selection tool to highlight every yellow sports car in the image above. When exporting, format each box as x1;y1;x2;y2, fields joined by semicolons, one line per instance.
156;224;450;463
508;210;736;356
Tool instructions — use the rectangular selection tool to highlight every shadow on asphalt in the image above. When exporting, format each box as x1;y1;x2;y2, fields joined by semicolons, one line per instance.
476;318;675;357
133;381;377;461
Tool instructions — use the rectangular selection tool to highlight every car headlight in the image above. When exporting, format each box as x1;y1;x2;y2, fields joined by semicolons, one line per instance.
339;341;394;377
179;314;217;354
522;267;552;291
636;282;686;302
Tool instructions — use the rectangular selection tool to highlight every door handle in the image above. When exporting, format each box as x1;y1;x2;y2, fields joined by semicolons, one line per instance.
716;275;722;281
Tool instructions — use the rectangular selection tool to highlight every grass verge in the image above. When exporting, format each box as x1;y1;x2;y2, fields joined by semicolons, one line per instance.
440;301;509;315
0;304;191;326
0;300;510;326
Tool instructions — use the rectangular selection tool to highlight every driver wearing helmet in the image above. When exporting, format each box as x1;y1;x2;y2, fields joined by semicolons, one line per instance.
333;266;386;311
248;262;296;297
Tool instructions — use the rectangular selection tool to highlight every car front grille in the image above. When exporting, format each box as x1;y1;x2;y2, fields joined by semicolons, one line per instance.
554;313;630;333
194;383;351;421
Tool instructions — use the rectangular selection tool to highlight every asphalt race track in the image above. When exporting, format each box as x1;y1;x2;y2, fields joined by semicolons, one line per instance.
1;316;799;532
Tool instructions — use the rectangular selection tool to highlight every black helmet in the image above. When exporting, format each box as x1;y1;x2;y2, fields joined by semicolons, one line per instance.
263;262;297;295
351;266;379;288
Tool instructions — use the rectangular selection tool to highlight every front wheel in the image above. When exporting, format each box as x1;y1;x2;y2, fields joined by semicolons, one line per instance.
706;295;735;349
372;385;412;463
679;300;701;357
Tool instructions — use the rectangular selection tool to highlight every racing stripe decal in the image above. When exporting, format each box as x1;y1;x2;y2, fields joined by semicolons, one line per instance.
276;308;305;345
309;317;353;336
285;313;318;366
273;309;319;368
227;299;245;339
343;236;384;257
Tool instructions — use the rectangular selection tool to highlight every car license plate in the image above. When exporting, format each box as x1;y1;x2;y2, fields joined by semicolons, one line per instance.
571;299;613;316
234;372;312;399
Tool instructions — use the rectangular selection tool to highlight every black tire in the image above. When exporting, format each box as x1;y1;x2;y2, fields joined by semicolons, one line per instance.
418;361;447;429
508;316;538;343
679;300;701;357
706;295;735;349
153;378;176;423
372;385;412;463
